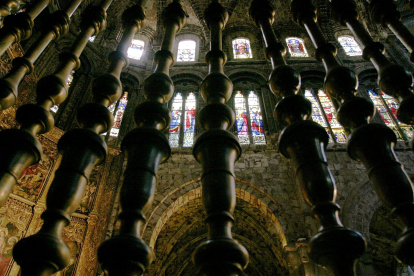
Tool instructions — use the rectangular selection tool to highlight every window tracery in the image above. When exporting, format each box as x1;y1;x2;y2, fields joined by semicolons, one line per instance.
232;38;252;59
177;40;196;62
338;35;362;56
286;37;308;57
235;91;266;145
127;39;145;60
304;89;347;143
368;89;413;140
168;92;197;148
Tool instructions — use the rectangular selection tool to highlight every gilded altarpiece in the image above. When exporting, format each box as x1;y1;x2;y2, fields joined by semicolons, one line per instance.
0;43;38;131
0;126;122;276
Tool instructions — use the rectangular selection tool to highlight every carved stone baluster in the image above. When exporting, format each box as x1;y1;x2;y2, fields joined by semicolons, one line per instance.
0;0;52;56
367;0;414;63
191;2;249;275
11;2;144;276
0;0;83;110
250;0;366;275
0;0;111;207
330;0;414;127
294;0;414;267
98;1;186;275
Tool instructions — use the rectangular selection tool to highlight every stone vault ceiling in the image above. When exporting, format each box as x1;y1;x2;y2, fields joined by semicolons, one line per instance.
57;0;295;44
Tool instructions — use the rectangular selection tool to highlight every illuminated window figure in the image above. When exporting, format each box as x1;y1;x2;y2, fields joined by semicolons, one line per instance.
108;91;129;137
169;93;182;147
183;93;196;147
127;39;145;60
304;89;347;143
338;36;362;56
89;36;95;42
232;38;252;59
235;91;266;145
168;92;196;148
286;37;308;57
368;89;412;140
50;71;74;113
177;40;196;62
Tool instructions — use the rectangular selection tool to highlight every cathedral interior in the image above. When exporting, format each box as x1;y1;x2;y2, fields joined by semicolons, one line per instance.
1;0;414;275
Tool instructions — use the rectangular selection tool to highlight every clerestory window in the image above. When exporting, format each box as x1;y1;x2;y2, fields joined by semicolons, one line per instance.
304;89;347;143
234;91;266;145
232;38;252;59
177;40;196;62
286;37;308;57
338;35;362;56
168;92;197;148
127;39;145;60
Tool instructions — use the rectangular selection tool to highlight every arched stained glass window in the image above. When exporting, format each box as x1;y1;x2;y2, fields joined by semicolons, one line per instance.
50;70;75;113
304;89;347;143
169;93;183;148
235;91;249;144
109;91;129;137
368;89;412;140
338;36;362;56
183;93;196;147
127;39;145;60
177;40;196;62
232;38;252;59
168;92;197;148
248;91;265;144
286;37;308;57
235;91;266;145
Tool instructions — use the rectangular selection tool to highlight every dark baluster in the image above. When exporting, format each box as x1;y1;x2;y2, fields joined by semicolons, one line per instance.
367;0;414;62
0;0;52;56
11;2;146;276
192;1;249;275
0;0;84;110
98;1;186;275
0;0;110;207
250;0;366;275
0;0;24;25
330;0;414;127
295;0;414;267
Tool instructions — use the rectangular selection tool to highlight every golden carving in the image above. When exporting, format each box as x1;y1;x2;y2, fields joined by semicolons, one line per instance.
62;217;87;245
0;198;32;232
75;156;122;276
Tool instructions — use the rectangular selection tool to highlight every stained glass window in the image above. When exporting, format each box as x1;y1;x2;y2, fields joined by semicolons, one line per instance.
50;71;75;113
235;91;250;145
232;38;252;59
169;93;183;148
177;40;196;62
109;91;128;137
183;93;196;147
368;89;412;140
304;89;347;143
338;36;362;56
248;91;266;145
127;39;145;60
234;91;266;145
318;90;347;142
286;37;308;57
